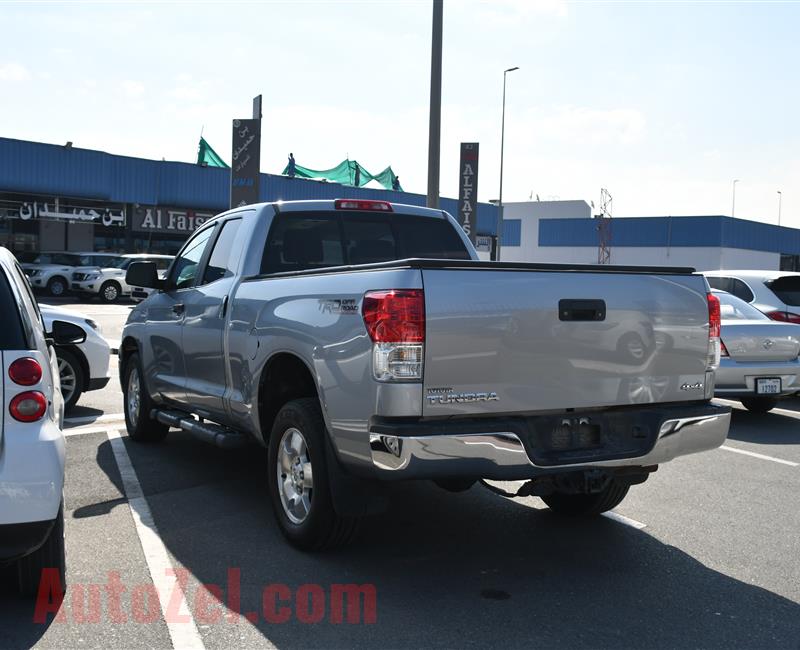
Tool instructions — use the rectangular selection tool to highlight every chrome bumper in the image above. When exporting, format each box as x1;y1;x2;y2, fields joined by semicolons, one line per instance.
368;407;731;480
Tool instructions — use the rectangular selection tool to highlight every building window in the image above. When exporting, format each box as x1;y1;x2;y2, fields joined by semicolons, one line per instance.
780;254;800;271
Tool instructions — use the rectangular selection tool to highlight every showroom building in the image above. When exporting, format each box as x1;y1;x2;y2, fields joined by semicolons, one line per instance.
3;136;798;271
0;137;500;257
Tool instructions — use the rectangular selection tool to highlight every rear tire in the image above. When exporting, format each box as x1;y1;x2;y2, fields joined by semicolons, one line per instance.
267;398;359;550
56;348;84;411
123;352;169;443
541;481;630;516
741;396;778;413
16;503;66;598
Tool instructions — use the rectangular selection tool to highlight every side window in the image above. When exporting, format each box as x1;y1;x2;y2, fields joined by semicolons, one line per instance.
262;216;344;274
341;218;397;264
706;277;732;293
730;279;754;303
202;219;243;284
168;227;215;290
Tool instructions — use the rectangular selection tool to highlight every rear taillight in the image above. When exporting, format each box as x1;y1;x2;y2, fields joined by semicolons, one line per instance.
362;289;424;381
707;293;721;370
720;341;729;357
766;310;800;324
9;391;47;422
334;199;393;212
8;357;42;386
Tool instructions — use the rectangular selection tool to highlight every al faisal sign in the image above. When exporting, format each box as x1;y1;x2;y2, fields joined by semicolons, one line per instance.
457;143;479;244
230;118;261;208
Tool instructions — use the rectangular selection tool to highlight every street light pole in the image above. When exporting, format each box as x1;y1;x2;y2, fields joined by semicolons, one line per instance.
731;179;739;217
495;65;519;261
777;190;782;226
426;0;443;209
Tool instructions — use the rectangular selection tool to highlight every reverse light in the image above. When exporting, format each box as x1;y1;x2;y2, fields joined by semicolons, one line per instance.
334;199;393;212
766;310;800;324
362;289;424;381
707;293;721;370
9;391;47;422
8;357;42;386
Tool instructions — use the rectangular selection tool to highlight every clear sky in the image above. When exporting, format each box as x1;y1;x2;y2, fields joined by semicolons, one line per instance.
1;0;798;225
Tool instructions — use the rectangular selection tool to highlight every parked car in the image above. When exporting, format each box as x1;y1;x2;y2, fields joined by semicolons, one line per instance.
712;289;800;412
71;254;173;303
40;304;111;410
704;270;800;323
120;199;730;551
0;246;85;596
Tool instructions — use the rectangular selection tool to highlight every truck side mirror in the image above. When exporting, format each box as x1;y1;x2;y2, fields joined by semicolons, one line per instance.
126;261;163;290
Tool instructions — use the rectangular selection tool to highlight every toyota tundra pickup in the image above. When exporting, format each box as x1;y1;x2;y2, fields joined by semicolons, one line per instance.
120;199;731;550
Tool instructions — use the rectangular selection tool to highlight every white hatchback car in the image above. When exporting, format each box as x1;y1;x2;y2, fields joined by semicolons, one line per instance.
0;247;83;596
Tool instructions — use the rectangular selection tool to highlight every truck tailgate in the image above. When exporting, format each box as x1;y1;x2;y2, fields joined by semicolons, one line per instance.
422;268;710;416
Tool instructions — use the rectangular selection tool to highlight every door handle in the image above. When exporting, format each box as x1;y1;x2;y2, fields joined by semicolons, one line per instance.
172;303;185;315
220;295;229;319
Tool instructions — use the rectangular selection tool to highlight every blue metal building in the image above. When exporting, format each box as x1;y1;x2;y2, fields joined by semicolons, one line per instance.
0;137;499;255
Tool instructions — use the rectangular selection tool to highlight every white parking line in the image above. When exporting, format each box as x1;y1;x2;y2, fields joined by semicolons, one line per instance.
65;424;123;437
107;429;205;650
720;445;799;467
602;511;647;529
65;412;125;427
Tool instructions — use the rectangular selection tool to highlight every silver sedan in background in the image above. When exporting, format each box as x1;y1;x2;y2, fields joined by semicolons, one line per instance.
714;290;800;412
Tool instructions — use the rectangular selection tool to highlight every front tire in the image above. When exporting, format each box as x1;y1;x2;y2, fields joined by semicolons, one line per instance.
47;276;67;298
541;481;630;516
123;352;168;443
741;396;778;413
56;349;84;411
17;503;66;598
267;398;358;550
99;281;121;303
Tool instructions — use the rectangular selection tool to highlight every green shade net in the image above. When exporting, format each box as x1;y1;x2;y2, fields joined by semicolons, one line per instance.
281;159;402;191
197;137;229;168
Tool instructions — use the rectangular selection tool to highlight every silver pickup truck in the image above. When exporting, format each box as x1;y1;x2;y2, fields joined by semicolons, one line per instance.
121;199;731;550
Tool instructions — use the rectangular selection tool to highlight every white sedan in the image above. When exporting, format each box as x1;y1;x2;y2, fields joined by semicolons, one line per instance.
40;304;111;410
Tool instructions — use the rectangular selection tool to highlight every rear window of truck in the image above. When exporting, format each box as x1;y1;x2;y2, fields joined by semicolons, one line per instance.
261;211;471;274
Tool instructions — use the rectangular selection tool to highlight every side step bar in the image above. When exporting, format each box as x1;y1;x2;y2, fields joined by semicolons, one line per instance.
151;409;249;449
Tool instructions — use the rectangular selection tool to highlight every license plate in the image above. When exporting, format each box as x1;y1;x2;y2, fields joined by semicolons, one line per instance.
756;377;781;395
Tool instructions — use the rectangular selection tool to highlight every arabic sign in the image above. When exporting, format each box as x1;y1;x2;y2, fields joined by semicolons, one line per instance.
131;206;215;235
457;143;479;245
5;200;126;227
230;118;261;208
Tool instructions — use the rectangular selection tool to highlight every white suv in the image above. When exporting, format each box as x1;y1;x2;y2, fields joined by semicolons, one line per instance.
0;247;84;596
71;254;173;303
704;270;800;323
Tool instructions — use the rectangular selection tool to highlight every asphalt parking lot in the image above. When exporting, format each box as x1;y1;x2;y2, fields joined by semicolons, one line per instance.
2;298;800;649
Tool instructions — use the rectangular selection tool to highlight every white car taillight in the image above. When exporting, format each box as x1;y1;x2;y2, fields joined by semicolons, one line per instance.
707;292;721;370
362;289;424;381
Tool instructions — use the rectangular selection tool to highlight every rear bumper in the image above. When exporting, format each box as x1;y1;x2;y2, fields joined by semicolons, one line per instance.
715;358;800;397
368;403;730;480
